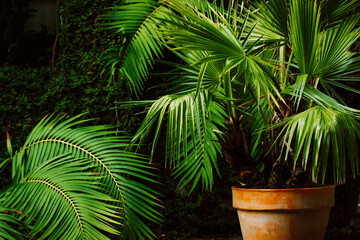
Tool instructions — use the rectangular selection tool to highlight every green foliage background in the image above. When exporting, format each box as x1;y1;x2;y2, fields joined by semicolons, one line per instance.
0;0;130;188
0;0;127;150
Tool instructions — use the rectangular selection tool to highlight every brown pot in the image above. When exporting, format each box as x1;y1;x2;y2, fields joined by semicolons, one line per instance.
232;185;335;240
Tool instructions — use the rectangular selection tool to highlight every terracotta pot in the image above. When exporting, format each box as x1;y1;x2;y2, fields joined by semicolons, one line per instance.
232;185;335;240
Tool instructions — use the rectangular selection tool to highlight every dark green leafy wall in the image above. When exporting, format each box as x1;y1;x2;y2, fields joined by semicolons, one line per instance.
0;0;129;182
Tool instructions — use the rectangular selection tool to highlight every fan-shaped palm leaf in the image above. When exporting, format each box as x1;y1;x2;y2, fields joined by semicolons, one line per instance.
279;85;360;183
250;0;289;40
317;16;360;97
131;90;226;192
162;0;283;106
289;0;320;76
161;50;225;95
276;105;360;184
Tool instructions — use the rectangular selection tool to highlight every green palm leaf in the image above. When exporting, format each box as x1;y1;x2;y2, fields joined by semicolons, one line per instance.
276;105;360;184
167;90;225;192
1;155;119;240
161;50;225;94
251;0;289;39
280;85;360;183
321;0;360;27
162;0;246;64
289;0;320;76
132;90;226;193
0;208;25;240
101;0;170;97
162;0;282;107
318;16;360;76
8;114;161;240
317;16;360;98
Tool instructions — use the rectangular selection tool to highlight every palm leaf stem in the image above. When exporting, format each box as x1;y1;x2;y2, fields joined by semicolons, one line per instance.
27;179;85;238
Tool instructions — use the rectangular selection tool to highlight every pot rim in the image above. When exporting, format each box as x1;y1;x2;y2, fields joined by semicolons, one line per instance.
231;184;335;192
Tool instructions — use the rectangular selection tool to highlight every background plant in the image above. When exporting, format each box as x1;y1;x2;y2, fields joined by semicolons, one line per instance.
0;0;133;187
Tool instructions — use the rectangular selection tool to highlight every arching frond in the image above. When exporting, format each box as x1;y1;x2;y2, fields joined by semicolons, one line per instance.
2;155;119;240
101;0;171;97
8;114;161;240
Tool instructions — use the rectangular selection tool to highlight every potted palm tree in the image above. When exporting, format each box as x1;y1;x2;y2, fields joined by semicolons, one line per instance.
102;0;360;239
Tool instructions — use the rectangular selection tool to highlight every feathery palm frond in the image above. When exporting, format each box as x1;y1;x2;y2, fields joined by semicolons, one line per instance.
5;114;161;240
1;155;120;240
101;0;170;97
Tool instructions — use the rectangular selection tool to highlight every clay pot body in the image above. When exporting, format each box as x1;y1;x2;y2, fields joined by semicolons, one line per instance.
232;185;335;240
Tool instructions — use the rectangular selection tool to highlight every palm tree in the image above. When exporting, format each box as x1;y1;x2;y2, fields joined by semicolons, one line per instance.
0;114;161;240
101;0;360;191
